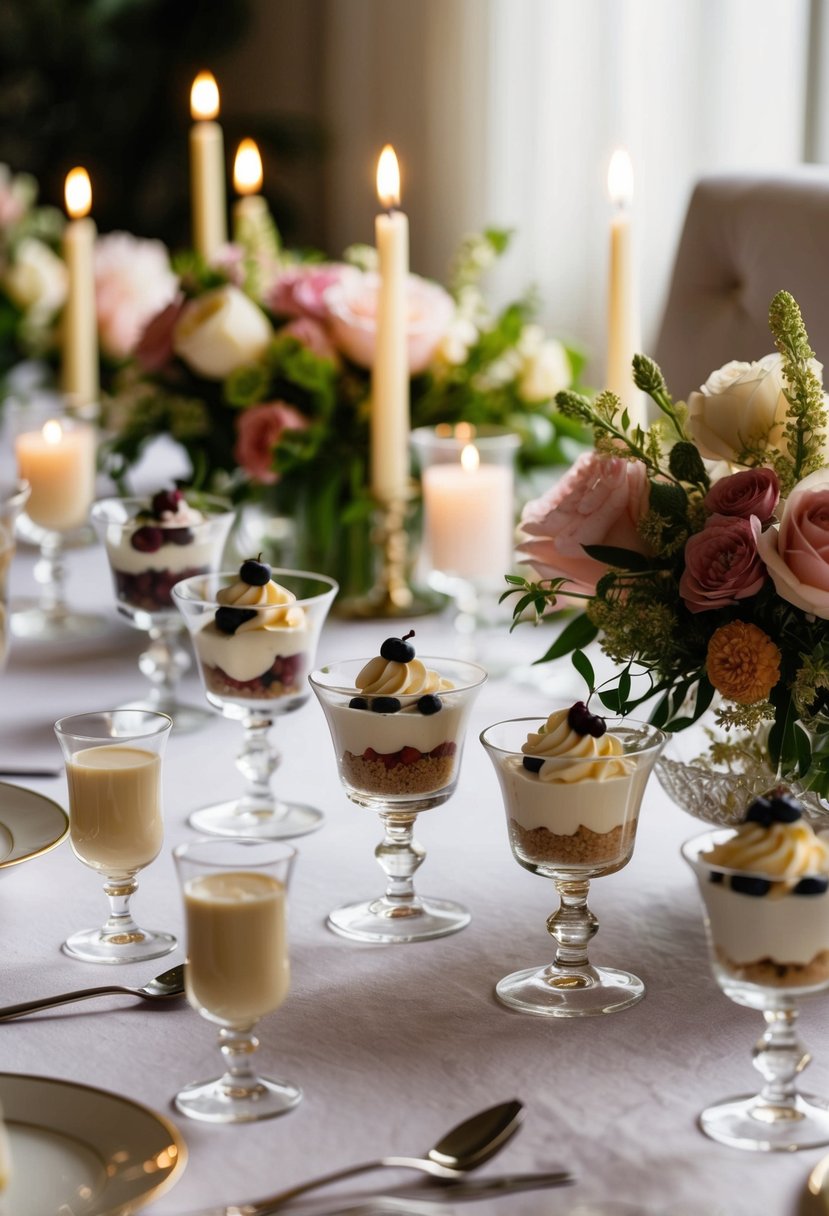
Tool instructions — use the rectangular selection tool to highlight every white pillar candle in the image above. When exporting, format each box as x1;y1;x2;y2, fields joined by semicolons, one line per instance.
372;145;410;506
61;168;99;412
606;148;645;428
190;71;228;261
15;419;96;533
233;137;269;239
421;444;514;587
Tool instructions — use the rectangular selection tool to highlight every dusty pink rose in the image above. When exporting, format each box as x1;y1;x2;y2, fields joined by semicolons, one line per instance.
94;232;179;359
517;451;651;596
704;467;779;523
135;295;186;373
268;264;349;320
679;514;766;613
234;401;309;486
280;317;339;363
325;269;455;374
209;242;246;287
755;468;829;618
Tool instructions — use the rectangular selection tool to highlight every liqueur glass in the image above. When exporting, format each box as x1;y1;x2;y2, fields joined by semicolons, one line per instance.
174;838;300;1124
91;495;234;733
173;570;337;838
0;481;30;670
683;828;829;1151
309;657;486;942
480;715;665;1016
54;710;175;964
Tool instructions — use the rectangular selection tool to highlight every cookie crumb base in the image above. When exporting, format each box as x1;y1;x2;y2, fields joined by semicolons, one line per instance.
342;745;456;796
509;818;637;866
715;946;829;989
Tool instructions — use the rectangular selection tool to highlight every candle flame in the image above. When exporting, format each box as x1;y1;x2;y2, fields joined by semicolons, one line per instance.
607;148;634;208
234;138;263;195
460;443;480;473
455;422;476;442
376;145;401;209
191;71;220;121
64;168;92;219
42;420;63;445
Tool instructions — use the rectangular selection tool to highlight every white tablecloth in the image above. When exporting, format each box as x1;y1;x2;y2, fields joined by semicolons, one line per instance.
0;537;825;1216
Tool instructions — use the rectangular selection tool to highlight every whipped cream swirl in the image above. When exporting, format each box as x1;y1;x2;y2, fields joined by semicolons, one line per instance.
356;656;454;696
703;820;829;880
523;708;629;783
217;579;305;632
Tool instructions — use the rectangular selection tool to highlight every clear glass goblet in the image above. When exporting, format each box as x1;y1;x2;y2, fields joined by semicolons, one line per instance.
54;709;176;964
173;838;301;1124
173;569;337;838
480;715;665;1016
91;495;235;733
0;480;30;669
683;827;829;1150
309;656;487;942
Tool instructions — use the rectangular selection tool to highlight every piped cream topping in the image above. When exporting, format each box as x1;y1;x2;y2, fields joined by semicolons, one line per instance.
522;708;629;783
217;579;305;632
703;820;829;880
356;656;454;695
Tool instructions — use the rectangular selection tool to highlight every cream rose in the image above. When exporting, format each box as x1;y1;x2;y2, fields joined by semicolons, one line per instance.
755;467;829;618
173;285;272;379
3;238;67;320
687;353;825;464
517;326;572;403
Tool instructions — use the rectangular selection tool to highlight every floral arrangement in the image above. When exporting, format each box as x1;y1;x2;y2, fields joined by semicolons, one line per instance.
508;290;829;799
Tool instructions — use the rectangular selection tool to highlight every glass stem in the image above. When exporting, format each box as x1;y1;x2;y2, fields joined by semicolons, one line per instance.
548;878;599;970
34;531;68;618
376;812;425;909
217;1025;264;1100
137;621;191;707
753;1004;810;1113
236;714;279;816
101;876;143;944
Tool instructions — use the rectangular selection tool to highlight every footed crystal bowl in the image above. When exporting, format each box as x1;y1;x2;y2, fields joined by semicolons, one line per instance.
656;754;827;827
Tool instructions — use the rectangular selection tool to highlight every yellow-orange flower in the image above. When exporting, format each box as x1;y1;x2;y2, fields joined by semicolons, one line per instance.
706;621;781;705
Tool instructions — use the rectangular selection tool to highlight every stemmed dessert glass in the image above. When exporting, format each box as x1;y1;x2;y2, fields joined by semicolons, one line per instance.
54;709;176;964
91;494;235;732
173;838;301;1124
683;827;829;1151
173;569;337;838
309;656;487;942
0;481;30;669
480;714;665;1016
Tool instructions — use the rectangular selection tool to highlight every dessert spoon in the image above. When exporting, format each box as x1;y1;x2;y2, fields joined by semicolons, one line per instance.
0;963;185;1020
185;1099;524;1216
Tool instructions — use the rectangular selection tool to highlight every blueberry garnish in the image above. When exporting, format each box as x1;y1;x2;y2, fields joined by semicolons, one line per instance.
709;871;724;884
349;696;369;710
567;701;607;738
166;527;194;546
380;630;416;663
371;696;401;714
131;525;164;554
794;876;829;896
417;694;442;716
240;557;272;587
730;875;772;897
745;797;774;827
769;791;802;823
215;606;257;635
151;488;183;517
522;756;544;774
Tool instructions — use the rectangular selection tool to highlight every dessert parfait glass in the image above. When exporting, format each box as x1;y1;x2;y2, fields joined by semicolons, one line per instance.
173;838;301;1124
91;494;235;732
54;709;176;964
173;569;337;838
0;481;30;670
683;826;829;1151
309;656;487;942
480;714;665;1016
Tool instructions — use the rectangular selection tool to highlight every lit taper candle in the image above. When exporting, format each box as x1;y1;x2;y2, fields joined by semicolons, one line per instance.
372;145;409;505
606;148;644;427
62;168;99;412
190;71;228;261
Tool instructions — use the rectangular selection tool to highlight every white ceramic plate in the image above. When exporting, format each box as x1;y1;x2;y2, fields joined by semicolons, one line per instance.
0;782;68;869
0;1072;187;1214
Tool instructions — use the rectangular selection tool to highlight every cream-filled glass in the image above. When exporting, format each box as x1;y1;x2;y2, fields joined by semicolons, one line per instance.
54;710;175;964
174;838;300;1124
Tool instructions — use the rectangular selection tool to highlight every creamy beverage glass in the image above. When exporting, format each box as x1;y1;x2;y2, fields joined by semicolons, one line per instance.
173;838;300;1124
54;709;175;964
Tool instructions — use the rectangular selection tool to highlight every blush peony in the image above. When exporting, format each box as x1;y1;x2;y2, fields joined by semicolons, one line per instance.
94;232;178;359
325;269;454;374
755;467;829;619
234;401;309;486
679;514;766;613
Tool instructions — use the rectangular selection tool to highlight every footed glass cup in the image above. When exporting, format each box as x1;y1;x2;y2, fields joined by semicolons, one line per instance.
91;495;234;733
173;570;337;839
480;715;665;1016
174;838;300;1124
683;828;829;1151
54;710;176;964
309;657;486;943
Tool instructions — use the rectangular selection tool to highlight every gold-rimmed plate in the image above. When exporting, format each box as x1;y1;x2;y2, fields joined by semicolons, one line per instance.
0;1072;187;1213
0;782;68;868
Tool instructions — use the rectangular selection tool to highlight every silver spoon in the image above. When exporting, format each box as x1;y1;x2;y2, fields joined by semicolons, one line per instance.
0;963;185;1020
187;1099;524;1216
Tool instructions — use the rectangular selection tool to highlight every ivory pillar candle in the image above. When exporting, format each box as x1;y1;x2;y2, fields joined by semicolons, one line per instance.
15;419;96;532
421;444;514;587
606;148;645;428
61;168;99;411
372;145;410;506
190;71;227;261
233;137;269;238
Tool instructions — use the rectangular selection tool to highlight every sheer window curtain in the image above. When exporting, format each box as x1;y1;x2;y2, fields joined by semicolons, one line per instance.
320;0;814;384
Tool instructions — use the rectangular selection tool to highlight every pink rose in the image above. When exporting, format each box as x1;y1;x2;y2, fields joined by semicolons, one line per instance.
95;232;179;358
517;451;651;596
325;269;455;374
704;467;779;523
268;264;349;320
755;468;829;618
135;295;186;373
234;401;309;486
279;317;339;363
679;514;766;613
